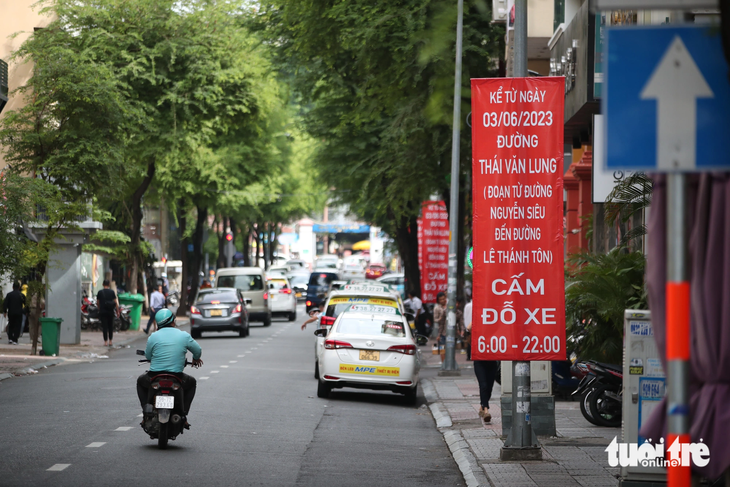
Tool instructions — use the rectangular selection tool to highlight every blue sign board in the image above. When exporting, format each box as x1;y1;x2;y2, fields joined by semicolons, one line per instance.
605;26;730;172
312;223;370;234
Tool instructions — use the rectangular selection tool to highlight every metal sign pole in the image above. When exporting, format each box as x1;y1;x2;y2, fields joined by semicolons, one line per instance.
500;0;540;459
666;175;690;486
441;0;464;375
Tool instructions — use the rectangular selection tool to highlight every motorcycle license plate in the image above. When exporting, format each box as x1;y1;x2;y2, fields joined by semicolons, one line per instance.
155;395;174;409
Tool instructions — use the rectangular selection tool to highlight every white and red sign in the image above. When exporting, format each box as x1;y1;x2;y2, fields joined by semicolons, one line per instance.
418;201;449;304
471;77;565;361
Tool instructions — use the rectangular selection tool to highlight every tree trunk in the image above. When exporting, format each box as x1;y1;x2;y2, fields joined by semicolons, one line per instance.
187;204;207;308
216;215;227;269
241;222;251;267
394;214;420;296
270;223;279;265
130;162;156;294
255;224;262;268
177;210;188;317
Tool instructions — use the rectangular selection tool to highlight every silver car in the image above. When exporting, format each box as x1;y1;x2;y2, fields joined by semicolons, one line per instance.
190;287;249;339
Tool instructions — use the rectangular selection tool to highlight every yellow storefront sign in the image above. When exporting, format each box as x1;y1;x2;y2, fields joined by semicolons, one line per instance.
339;364;400;376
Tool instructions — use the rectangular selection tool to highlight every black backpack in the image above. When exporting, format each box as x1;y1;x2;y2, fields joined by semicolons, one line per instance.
101;290;116;312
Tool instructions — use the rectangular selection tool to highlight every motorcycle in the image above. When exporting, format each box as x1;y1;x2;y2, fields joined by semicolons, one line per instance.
82;298;130;332
137;350;198;449
572;360;623;427
166;291;180;307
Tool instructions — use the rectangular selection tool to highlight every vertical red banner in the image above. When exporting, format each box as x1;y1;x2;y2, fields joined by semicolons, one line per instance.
418;201;449;304
471;78;565;361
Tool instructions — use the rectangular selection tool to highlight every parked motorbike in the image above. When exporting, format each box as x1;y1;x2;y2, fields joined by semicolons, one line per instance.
572;360;623;427
82;298;130;332
137;350;198;449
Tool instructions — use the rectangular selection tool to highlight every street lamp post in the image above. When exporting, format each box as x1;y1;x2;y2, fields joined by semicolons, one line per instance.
441;0;464;375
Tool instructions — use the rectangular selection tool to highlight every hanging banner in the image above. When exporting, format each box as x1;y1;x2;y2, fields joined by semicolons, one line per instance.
418;201;449;304
471;77;565;361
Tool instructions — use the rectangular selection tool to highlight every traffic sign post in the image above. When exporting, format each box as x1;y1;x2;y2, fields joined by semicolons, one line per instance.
605;24;730;487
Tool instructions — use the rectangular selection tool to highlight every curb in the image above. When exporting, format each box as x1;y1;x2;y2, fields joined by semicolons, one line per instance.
423;379;490;487
0;358;64;382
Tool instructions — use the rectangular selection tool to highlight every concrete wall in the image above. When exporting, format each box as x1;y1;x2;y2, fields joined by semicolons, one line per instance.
527;0;555;38
0;0;55;170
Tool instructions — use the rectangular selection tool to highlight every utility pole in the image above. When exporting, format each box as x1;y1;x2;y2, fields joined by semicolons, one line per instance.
500;0;541;460
440;0;464;375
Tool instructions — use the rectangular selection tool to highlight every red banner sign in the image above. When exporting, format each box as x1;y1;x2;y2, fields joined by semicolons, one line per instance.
471;77;565;361
419;201;449;304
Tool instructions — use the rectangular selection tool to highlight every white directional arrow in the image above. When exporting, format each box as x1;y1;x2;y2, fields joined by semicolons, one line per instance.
640;35;714;170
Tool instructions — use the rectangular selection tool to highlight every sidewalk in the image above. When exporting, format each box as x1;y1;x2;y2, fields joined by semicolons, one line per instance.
0;316;188;380
423;346;619;487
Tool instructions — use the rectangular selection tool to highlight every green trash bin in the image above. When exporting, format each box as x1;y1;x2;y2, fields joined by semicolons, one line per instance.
118;293;145;331
39;317;63;357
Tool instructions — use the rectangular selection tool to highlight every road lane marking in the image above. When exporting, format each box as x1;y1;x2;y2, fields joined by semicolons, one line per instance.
199;377;209;380
229;361;237;363
211;370;220;374
220;365;229;368
137;413;143;417
115;427;132;431
48;464;70;471
86;442;106;448
237;355;245;357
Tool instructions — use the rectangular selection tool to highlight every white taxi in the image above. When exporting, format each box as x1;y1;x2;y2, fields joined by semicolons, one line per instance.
314;305;426;402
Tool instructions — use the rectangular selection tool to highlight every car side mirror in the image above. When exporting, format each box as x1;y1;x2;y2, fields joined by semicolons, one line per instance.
416;335;428;346
136;350;145;356
314;328;327;337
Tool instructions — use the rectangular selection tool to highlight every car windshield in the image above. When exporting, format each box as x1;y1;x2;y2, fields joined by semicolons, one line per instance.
309;273;338;286
337;316;407;338
218;274;264;291
268;279;289;290
197;291;238;304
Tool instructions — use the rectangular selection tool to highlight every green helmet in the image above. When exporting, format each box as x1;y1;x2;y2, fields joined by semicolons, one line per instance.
155;308;175;328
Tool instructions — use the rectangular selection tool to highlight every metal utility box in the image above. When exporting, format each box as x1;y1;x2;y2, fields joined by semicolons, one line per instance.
621;310;666;485
501;361;556;436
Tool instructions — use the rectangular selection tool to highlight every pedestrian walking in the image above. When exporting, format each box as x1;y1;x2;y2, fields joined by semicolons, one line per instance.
20;283;28;337
474;360;498;423
3;282;26;345
434;291;448;362
96;280;119;347
144;285;166;334
28;292;45;355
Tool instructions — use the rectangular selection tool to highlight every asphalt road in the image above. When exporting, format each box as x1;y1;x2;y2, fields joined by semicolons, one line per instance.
0;303;463;487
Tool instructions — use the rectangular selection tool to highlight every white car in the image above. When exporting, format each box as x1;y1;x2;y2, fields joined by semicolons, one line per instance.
267;264;291;277
266;276;297;321
341;263;365;280
314;310;424;402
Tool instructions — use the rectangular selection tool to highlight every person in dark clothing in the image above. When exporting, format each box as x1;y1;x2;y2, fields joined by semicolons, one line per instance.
474;360;499;423
4;282;26;345
96;280;119;347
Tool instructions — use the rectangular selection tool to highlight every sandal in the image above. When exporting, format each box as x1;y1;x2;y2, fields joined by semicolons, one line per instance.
482;407;492;423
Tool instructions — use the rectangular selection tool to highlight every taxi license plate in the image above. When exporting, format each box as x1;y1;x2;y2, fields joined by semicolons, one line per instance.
155;395;174;409
296;292;302;298
210;309;223;317
359;350;380;361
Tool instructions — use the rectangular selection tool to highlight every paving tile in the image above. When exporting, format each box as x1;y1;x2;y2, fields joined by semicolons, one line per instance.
434;381;464;400
466;438;503;460
574;475;619;487
482;463;538;487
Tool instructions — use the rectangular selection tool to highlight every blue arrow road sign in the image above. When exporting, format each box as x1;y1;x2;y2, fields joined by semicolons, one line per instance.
605;26;730;172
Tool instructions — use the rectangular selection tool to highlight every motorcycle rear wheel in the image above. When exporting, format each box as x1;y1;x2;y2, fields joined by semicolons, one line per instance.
589;383;622;427
579;389;602;426
158;422;169;449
